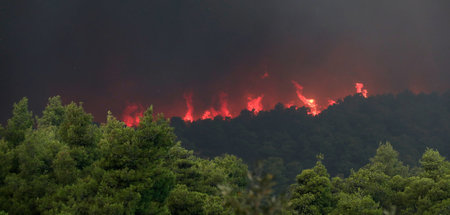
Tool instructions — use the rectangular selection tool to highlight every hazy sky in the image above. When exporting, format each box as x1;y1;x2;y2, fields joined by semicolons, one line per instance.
1;0;449;123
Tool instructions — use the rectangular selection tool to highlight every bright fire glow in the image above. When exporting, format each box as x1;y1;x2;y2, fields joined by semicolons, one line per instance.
247;95;264;113
328;99;337;106
291;81;319;115
183;92;194;122
201;109;218;120
122;81;371;123
122;103;144;127
200;92;232;120
219;92;232;118
355;82;368;98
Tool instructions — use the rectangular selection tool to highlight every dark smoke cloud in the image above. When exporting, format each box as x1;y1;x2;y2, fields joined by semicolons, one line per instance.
1;0;449;123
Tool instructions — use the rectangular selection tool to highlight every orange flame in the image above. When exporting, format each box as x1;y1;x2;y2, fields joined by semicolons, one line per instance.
175;81;370;121
355;82;368;98
362;89;368;98
219;92;232;118
291;81;319;115
183;92;194;122
247;95;264;113
122;103;144;127
200;92;232;119
201;108;218;120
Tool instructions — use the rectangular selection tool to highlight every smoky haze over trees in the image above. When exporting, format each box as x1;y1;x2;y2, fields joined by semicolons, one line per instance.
1;0;450;123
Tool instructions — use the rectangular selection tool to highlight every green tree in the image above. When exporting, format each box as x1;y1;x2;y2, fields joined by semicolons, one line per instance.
342;142;409;209
132;108;177;214
0;126;64;214
419;148;450;181
37;96;65;128
330;192;382;215
221;171;288;215
3;97;33;147
213;154;248;188
289;156;333;215
58;102;100;170
167;184;228;215
395;149;450;214
369;142;409;177
58;102;98;147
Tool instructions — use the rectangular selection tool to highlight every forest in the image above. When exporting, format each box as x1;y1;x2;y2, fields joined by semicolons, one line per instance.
172;91;450;191
0;95;449;214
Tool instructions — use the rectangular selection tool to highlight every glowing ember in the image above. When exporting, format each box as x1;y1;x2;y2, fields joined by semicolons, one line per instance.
355;82;368;98
291;81;319;115
122;103;144;127
183;92;194;122
247;95;264;113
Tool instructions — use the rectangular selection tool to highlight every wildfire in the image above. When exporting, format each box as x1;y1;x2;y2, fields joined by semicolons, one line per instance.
247;95;264;113
201;92;232;120
122;103;144;127
291;81;319;115
355;82;368;98
219;92;232;118
201;109;218;120
198;92;232;121
122;80;370;124
183;92;194;122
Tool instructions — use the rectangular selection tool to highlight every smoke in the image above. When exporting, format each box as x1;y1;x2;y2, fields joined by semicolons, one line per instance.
1;1;449;123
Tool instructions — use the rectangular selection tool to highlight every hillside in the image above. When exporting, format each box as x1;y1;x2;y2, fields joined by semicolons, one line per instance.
172;91;450;189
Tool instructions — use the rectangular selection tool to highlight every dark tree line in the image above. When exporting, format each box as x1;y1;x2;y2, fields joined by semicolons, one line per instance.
172;91;450;191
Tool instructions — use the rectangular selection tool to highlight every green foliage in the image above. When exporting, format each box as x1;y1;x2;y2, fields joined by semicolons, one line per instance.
3;97;33;147
220;171;288;215
37;96;65;128
340;142;410;209
58;102;98;147
1;96;450;214
165;144;249;214
213;154;248;188
289;144;450;214
330;192;382;215
289;159;333;215
167;184;229;215
0;97;255;214
369;142;409;177
419;148;450;180
96;108;177;214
